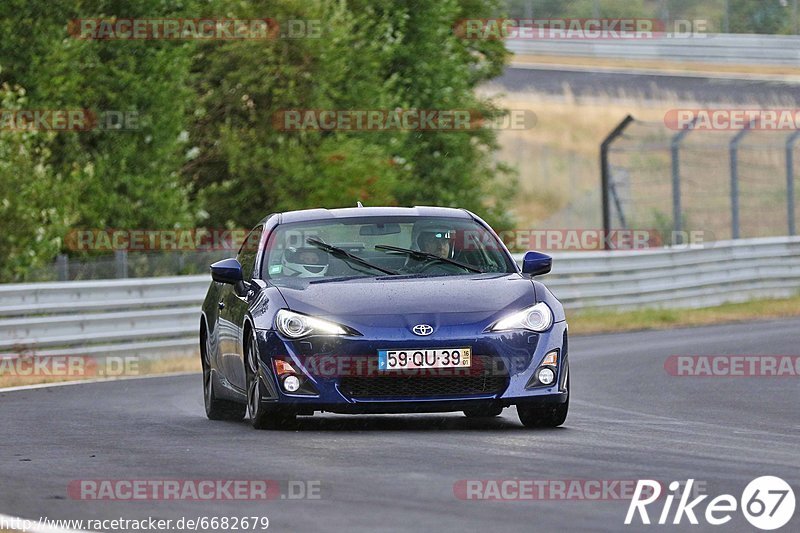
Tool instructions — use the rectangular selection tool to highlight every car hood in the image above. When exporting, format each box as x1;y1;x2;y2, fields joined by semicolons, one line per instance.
273;274;536;326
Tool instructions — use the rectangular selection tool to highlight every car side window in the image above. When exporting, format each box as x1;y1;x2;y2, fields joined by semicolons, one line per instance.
236;225;263;280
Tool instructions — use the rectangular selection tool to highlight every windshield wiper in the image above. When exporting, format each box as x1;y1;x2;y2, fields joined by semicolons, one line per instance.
374;244;484;273
306;237;398;276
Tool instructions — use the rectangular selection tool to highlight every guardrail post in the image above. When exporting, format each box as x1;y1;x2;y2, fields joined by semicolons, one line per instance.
670;118;697;244
56;254;68;281
601;114;634;249
723;0;730;33
794;0;799;35
729;121;755;239
115;250;128;279
786;131;800;236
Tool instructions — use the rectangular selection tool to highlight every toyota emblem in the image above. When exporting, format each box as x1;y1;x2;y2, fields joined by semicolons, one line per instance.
412;324;434;336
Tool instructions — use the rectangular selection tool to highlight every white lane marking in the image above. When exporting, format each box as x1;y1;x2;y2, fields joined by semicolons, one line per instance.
0;373;201;532
0;371;199;393
571;399;800;440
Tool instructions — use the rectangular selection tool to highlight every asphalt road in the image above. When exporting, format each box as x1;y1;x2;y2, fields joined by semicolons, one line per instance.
495;66;800;105
2;318;799;532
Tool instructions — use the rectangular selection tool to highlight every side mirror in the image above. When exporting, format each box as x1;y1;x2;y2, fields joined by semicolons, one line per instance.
521;251;552;277
210;258;244;284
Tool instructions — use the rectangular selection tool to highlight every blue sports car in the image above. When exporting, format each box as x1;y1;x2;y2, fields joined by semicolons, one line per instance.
200;206;569;429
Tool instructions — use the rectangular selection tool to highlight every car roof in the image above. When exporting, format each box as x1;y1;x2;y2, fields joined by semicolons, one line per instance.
272;206;474;224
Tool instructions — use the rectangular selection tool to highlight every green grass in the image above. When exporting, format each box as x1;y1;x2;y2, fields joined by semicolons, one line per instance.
569;294;800;335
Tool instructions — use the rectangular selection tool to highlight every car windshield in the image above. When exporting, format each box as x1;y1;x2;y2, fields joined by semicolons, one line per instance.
262;216;515;281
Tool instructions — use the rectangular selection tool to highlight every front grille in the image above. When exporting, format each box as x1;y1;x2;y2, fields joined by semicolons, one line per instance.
339;355;508;399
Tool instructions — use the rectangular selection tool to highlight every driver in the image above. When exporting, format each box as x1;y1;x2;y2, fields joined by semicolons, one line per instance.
281;247;329;277
416;229;454;258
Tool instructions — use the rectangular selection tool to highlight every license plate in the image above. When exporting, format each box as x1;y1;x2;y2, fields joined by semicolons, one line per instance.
378;348;471;370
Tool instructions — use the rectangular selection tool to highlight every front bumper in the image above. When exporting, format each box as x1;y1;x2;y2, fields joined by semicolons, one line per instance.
254;320;569;414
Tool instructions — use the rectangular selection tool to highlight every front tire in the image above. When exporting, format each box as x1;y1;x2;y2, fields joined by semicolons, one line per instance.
517;400;568;428
517;375;569;428
246;333;296;430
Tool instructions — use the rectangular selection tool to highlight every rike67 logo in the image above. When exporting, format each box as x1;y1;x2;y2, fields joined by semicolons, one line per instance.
626;477;795;530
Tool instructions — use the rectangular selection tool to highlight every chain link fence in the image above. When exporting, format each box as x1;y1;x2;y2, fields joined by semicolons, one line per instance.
603;117;799;243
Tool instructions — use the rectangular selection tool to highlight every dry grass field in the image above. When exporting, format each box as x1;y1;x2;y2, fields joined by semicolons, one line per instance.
483;89;798;237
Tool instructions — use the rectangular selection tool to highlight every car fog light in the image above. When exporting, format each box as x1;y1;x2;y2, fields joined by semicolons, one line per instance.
283;375;301;392
537;367;555;386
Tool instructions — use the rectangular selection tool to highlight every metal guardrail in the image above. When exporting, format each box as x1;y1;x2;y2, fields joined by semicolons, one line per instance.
0;276;209;358
506;33;800;66
534;236;800;310
1;237;799;359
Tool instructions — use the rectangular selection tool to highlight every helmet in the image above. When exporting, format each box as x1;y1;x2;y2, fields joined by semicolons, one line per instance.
281;247;329;277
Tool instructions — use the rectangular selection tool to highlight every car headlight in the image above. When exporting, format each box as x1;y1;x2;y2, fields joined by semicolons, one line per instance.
275;309;352;339
488;302;553;333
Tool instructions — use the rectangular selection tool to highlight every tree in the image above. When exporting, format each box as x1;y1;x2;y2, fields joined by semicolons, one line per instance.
0;0;517;281
0;0;196;280
184;0;515;230
728;0;792;34
0;85;74;280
